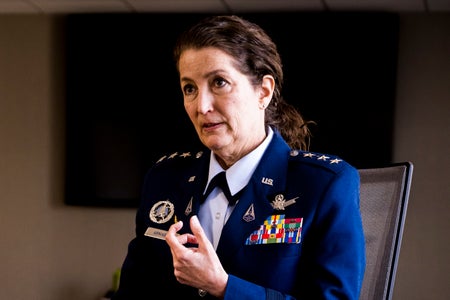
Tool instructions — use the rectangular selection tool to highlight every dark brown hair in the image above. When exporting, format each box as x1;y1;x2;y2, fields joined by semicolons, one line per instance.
174;15;314;150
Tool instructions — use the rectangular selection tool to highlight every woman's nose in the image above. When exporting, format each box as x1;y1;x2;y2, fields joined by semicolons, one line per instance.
196;87;214;114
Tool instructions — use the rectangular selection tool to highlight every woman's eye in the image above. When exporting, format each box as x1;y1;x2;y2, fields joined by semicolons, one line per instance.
213;78;227;88
183;84;196;95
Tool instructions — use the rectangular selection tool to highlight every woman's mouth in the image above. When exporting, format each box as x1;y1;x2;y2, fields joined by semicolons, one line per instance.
202;122;223;132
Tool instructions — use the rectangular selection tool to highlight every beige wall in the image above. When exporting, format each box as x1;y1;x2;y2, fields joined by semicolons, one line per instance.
0;13;448;300
393;13;450;299
0;16;136;300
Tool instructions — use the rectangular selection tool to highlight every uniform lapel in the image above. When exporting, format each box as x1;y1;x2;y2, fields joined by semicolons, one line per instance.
171;150;210;227
216;132;291;259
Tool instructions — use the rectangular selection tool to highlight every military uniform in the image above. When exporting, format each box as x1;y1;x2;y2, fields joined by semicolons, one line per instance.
113;129;366;300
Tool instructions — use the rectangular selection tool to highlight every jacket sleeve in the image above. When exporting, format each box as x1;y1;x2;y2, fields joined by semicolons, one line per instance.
302;165;365;299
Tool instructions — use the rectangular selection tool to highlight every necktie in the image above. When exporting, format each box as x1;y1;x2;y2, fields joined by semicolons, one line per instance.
203;171;243;205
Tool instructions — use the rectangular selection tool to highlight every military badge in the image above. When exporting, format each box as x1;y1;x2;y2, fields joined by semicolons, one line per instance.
271;194;298;210
242;204;255;222
149;200;175;224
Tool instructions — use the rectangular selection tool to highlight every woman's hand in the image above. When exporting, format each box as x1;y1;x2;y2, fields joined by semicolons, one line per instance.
165;215;228;298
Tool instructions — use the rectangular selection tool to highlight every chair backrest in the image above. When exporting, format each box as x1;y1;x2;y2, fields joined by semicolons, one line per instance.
358;162;413;300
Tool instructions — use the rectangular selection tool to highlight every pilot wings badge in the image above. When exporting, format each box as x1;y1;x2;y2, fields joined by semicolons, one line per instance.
149;200;175;224
271;194;298;210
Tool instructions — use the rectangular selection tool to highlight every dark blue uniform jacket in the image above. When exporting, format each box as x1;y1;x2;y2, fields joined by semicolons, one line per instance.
113;130;366;299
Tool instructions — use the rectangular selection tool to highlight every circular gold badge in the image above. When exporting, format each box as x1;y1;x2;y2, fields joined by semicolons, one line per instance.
149;200;175;224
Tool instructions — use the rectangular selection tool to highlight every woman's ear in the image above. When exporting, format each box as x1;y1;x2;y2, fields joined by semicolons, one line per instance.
259;75;275;109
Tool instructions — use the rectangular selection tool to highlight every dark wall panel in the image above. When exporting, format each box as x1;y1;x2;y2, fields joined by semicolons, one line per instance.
65;12;399;206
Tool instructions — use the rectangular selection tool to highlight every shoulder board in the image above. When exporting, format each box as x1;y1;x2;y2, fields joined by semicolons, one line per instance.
154;150;207;165
288;149;348;172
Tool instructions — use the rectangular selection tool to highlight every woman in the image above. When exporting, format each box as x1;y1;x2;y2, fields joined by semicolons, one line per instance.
113;15;365;299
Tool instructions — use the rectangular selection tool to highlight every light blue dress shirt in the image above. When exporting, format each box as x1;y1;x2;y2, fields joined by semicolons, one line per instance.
198;128;274;249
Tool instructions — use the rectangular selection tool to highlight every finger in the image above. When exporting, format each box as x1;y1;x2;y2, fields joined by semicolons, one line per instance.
165;221;183;246
166;221;198;249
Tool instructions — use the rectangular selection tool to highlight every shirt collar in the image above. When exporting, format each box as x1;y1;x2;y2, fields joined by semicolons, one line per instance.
206;127;274;196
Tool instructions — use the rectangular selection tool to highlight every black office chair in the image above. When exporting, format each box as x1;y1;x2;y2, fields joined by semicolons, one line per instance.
358;162;413;300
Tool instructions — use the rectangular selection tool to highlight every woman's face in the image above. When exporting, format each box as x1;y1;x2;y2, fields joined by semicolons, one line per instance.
178;47;274;168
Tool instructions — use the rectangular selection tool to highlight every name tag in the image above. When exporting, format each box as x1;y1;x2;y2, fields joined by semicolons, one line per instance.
144;227;168;240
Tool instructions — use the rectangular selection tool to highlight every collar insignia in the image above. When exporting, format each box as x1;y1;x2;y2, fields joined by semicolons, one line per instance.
243;204;255;222
185;197;193;216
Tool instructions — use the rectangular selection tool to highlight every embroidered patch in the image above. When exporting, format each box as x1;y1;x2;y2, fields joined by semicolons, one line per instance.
245;214;303;245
